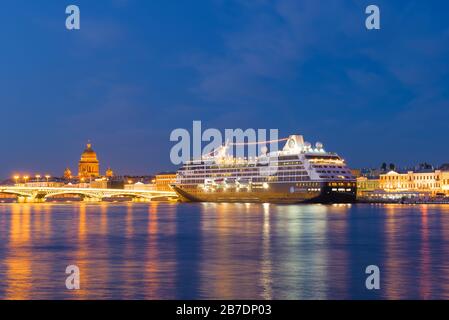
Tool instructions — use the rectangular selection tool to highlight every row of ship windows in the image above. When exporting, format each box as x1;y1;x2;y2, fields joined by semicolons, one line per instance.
180;160;304;169
180;166;305;173
312;165;345;169
329;182;356;187
276;161;303;165
178;172;310;179
180;169;309;175
179;181;321;190
277;171;308;176
179;171;308;176
319;175;353;180
180;166;306;173
183;157;301;166
315;170;352;174
263;176;312;182
178;176;313;184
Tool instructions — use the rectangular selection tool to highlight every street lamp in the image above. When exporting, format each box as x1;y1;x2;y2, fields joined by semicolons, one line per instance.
24;175;29;184
45;175;51;183
35;174;41;182
13;175;19;185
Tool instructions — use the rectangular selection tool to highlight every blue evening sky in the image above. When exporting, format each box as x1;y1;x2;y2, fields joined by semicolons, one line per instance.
1;0;449;177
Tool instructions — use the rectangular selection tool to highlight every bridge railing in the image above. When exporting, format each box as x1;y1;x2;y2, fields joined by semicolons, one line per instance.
0;185;178;203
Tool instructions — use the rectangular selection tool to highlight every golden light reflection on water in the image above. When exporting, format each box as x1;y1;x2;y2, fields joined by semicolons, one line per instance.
1;203;449;299
200;203;234;299
419;206;431;299
145;202;160;299
5;204;32;300
143;202;177;299
199;203;333;299
78;203;87;241
100;202;108;235
384;205;408;299
73;203;88;299
41;203;52;238
439;205;449;298
126;203;133;236
122;203;135;299
94;203;110;298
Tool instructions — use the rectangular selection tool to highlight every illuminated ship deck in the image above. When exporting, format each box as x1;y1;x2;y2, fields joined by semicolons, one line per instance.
173;135;357;204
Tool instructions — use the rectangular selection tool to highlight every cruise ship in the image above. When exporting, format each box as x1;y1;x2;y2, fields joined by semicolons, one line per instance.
171;135;356;203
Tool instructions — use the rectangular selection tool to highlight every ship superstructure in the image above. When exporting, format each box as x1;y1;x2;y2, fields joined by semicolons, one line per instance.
172;135;356;203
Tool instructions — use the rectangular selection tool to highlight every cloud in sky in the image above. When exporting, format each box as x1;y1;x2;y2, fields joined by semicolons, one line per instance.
188;0;360;97
1;1;449;177
182;0;449;165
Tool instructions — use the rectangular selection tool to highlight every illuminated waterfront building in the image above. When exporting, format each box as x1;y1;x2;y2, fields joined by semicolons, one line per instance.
78;142;100;179
356;176;380;198
90;178;108;189
379;169;449;195
22;181;65;188
124;181;156;191
155;173;177;192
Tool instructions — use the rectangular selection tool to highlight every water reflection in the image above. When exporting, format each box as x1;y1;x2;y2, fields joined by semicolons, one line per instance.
260;203;272;300
325;205;349;299
143;202;177;299
73;203;88;299
5;204;31;299
145;202;161;298
419;206;431;299
0;202;448;299
384;205;409;299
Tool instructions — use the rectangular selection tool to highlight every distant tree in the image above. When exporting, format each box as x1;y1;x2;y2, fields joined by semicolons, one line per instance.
389;163;396;171
423;162;432;170
417;162;433;171
381;162;387;171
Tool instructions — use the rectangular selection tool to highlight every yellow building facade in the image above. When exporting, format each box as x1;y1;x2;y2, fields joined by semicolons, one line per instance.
356;177;380;198
379;170;449;195
155;173;177;192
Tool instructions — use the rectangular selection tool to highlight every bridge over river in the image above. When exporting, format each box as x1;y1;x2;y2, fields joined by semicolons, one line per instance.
0;186;178;203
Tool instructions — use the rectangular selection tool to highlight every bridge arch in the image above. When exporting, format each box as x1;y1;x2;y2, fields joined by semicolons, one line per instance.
0;190;33;198
150;195;178;201
43;191;102;200
103;193;154;201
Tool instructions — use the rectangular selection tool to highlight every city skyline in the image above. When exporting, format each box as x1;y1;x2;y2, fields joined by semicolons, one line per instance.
3;137;448;181
2;1;449;178
3;140;172;181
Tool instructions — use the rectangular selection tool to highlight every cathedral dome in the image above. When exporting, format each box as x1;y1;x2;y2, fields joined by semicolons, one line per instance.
78;142;100;178
80;143;99;163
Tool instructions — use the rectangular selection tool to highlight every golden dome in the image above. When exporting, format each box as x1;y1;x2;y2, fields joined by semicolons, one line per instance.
64;167;72;179
78;141;100;178
105;167;114;177
80;143;99;163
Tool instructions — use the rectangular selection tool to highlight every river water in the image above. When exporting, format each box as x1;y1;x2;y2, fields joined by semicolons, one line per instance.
0;202;448;300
